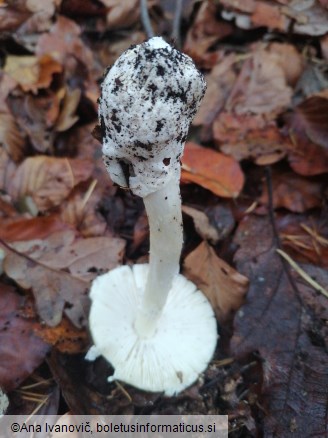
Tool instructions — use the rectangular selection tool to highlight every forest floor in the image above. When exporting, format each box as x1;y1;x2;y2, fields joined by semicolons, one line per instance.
0;1;328;436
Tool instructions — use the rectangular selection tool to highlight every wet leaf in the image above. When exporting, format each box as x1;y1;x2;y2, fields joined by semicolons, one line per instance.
0;285;50;391
230;214;328;436
184;241;249;323
181;142;244;198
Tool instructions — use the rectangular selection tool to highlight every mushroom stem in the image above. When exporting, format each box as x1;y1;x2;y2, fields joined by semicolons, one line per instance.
134;175;183;338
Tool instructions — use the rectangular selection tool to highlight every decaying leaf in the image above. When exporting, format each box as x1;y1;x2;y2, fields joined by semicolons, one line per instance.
214;112;289;165
0;112;26;162
182;205;220;244
4;54;62;93
0;284;50;391
2;240;89;327
9;156;94;211
226;47;292;118
184;241;249;322
230;214;328;436
259;171;323;213
181;142;244;198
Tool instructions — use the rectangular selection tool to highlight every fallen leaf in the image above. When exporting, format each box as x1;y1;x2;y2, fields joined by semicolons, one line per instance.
181;142;244;198
230;214;328;436
101;0;140;29
183;1;232;68
9;156;94;212
192;55;238;127
259;171;323;213
182;205;220;244
0;111;26;162
36;15;93;67
214;112;289;165
226;47;292;118
4;54;62;93
34;317;89;353
184;241;249;322
0;284;50;391
293;90;328;150
0;215;73;242
1;240;89;327
54;88;81;132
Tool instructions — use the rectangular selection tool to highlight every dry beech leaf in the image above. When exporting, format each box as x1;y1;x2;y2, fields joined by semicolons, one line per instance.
181;142;244;198
101;0;140;29
0;148;17;194
192;55;237;127
38;235;126;281
214;112;289;165
184;241;249;322
259;171;323;213
4;54;62;93
0;112;26;162
0;215;74;242
183;1;232;68
55;88;81;132
36;15;93;67
2;241;89;328
0;284;50;391
182;205;220;244
10;156;94;211
226;48;292;118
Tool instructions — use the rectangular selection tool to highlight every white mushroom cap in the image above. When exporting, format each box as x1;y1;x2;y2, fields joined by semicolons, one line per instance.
99;37;206;197
87;264;217;396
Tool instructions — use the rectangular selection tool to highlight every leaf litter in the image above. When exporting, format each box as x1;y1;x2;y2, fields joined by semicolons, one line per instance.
0;0;327;435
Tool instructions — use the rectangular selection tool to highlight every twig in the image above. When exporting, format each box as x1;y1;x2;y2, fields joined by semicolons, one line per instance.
172;0;184;49
140;0;155;38
276;249;328;299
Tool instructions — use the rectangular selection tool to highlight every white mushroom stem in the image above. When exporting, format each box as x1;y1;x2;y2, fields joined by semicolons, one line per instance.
134;175;183;338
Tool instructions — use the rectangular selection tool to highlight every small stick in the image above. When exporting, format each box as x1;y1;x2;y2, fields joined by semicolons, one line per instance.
172;0;184;49
276;249;328;299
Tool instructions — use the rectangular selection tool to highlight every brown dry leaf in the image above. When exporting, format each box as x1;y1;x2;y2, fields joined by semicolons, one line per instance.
184;241;249;323
267;42;303;86
2;240;89;327
182;205;220;244
101;0;140;29
38;235;126;281
259;171;323;213
193;55;238;127
0;112;26;162
4;55;62;93
0;215;73;242
0;284;50;391
9;156;94;211
181;142;244;198
36;15;93;67
219;0;328;36
0;148;17;194
60;185;107;237
293;90;328;150
226;47;292;118
183;1;232;68
214;112;289;165
34;317;89;354
0;2;31;33
54;88;81;132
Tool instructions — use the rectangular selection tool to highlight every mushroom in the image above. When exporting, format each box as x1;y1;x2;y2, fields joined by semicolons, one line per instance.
87;37;217;396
